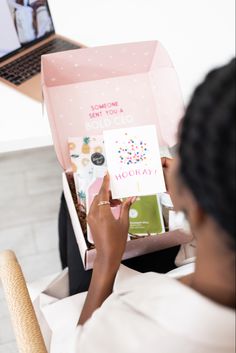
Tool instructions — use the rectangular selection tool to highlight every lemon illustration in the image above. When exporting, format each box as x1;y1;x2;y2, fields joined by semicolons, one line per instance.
68;142;76;150
94;146;103;153
71;162;77;173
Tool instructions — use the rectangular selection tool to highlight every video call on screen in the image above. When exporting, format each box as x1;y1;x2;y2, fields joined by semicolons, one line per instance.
0;0;54;58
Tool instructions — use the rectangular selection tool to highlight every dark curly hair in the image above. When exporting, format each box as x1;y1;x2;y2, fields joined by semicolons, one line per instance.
179;59;236;241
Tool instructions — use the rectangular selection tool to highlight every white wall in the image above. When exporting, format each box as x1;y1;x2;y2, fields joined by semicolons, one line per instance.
50;0;235;103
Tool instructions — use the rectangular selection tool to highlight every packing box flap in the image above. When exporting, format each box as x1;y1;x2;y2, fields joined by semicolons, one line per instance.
42;41;184;171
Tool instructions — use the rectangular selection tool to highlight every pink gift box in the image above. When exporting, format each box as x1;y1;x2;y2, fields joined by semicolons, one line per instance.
42;41;193;270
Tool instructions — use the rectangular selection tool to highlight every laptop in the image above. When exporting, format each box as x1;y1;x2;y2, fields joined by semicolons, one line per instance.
0;0;83;101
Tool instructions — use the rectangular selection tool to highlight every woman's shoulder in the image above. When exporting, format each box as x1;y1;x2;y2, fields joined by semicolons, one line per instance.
114;264;234;317
113;263;193;296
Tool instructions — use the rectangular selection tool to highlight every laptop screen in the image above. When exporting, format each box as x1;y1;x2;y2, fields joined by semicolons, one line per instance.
0;0;55;61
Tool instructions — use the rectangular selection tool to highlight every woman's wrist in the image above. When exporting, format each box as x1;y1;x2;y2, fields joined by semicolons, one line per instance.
94;253;121;276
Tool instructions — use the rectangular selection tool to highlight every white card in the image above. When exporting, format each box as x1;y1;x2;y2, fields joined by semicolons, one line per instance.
103;125;166;199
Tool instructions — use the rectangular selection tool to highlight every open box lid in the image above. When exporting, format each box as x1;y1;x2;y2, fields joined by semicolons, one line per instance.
42;41;184;171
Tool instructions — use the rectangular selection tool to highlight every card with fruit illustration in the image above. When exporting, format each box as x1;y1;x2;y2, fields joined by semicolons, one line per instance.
103;125;166;199
68;135;107;206
68;135;106;173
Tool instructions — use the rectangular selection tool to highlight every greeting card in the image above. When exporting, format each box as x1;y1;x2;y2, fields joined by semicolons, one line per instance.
129;195;165;236
103;125;166;199
68;135;107;207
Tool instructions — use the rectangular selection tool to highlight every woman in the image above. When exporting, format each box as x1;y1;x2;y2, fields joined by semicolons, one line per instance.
63;59;235;352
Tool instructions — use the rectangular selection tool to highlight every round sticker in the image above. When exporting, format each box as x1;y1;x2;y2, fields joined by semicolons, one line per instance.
91;153;105;166
129;209;138;219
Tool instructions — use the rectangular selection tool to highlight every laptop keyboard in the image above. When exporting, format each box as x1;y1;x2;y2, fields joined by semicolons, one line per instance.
0;38;81;86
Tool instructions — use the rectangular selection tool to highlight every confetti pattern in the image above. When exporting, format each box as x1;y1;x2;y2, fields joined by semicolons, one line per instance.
116;133;148;165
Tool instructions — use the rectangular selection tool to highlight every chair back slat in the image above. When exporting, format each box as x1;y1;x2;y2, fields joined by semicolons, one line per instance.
0;250;47;353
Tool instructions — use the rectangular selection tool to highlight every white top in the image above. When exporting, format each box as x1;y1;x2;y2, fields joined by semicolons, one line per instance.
57;265;235;353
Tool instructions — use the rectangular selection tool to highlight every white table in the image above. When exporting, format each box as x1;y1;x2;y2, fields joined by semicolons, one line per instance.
0;0;235;153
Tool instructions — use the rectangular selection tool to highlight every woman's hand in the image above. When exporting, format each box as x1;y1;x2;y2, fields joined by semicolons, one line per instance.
88;174;135;270
79;175;134;325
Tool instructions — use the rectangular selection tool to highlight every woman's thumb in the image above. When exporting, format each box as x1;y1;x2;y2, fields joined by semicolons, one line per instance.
120;197;136;224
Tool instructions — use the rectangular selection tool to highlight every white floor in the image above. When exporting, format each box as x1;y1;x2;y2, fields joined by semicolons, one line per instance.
0;147;63;353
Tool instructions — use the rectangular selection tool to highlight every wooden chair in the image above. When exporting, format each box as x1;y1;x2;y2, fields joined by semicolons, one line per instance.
0;250;47;353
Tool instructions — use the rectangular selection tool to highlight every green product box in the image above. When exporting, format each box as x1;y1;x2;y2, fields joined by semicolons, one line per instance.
129;195;165;236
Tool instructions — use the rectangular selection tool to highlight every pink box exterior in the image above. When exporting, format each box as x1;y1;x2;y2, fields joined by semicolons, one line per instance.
42;41;189;270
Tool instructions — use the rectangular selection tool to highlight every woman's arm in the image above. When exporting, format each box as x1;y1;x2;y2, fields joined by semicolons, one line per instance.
78;257;119;325
78;175;134;325
78;158;173;325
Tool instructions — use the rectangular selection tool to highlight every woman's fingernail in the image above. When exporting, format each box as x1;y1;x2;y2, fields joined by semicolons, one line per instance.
131;197;137;204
